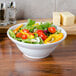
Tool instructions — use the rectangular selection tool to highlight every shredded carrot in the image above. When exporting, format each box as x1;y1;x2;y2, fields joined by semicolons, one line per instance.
13;24;23;33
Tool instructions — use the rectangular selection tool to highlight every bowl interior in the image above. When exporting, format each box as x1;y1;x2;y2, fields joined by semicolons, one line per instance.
7;22;67;47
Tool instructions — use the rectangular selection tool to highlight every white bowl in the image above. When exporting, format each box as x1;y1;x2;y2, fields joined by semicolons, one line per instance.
7;22;67;59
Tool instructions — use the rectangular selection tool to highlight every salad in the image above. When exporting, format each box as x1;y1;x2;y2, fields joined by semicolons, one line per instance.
9;19;63;44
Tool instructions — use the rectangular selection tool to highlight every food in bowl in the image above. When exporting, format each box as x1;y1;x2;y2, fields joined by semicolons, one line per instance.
7;19;67;59
9;19;64;44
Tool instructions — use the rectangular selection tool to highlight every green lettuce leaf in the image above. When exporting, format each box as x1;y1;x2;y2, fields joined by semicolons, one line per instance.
9;30;16;38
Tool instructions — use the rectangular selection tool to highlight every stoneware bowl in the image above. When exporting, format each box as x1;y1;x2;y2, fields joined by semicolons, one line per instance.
7;22;67;59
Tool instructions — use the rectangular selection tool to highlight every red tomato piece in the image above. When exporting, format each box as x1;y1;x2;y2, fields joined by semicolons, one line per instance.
29;33;34;36
38;32;47;40
48;27;56;33
36;30;44;34
16;32;23;38
22;29;29;33
22;34;27;39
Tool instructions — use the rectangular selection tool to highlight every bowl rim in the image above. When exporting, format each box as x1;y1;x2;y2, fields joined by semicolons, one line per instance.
7;22;67;46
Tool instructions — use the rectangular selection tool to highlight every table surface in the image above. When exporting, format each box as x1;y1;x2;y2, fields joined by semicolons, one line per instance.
0;34;76;76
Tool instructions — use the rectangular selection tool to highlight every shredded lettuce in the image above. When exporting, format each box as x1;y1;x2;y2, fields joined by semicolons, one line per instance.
22;37;43;44
9;30;16;38
22;39;32;43
34;33;38;37
39;37;44;44
26;19;35;26
15;38;22;42
55;29;61;34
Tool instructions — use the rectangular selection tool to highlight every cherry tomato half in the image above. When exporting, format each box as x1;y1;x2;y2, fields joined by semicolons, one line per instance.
36;30;44;34
29;33;34;36
22;34;27;39
38;32;47;40
16;32;23;38
48;27;56;33
22;29;29;33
